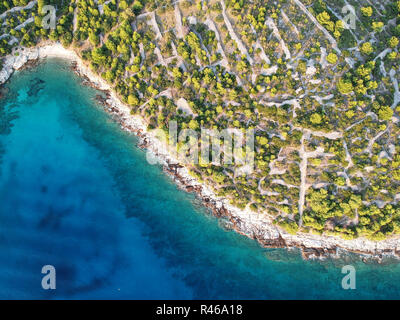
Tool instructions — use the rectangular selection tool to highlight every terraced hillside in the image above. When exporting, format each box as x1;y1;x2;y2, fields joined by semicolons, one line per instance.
1;0;400;242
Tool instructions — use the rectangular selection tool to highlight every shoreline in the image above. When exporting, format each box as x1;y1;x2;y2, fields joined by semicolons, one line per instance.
2;42;400;262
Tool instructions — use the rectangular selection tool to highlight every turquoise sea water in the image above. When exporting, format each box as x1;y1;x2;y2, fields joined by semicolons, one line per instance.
0;59;400;299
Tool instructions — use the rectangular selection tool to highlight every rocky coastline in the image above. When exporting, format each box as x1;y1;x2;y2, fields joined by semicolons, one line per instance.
2;42;400;262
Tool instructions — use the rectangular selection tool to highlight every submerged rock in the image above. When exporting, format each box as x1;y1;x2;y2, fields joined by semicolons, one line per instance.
0;87;8;100
27;78;45;97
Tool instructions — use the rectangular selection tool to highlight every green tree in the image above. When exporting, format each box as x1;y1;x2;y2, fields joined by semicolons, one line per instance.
360;42;373;55
326;52;338;64
132;0;143;14
89;31;99;46
337;78;354;95
378;106;393;121
128;94;139;106
389;36;399;49
310;113;322;125
361;6;373;17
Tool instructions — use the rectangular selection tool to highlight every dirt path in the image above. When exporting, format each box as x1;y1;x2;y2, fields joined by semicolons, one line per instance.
390;68;400;109
204;17;230;70
366;129;388;156
297;129;337;226
154;46;167;66
292;0;341;54
220;0;254;65
281;9;300;38
266;17;291;60
0;0;37;20
73;6;78;32
174;3;184;38
15;17;33;30
149;11;162;40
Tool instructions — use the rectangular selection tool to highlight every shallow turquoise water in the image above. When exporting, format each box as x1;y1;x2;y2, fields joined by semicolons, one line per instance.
0;59;399;299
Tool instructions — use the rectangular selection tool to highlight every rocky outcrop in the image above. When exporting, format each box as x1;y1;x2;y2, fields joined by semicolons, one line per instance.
0;47;40;86
0;58;14;85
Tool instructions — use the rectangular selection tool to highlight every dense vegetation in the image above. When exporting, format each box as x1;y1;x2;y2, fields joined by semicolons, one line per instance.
1;0;400;241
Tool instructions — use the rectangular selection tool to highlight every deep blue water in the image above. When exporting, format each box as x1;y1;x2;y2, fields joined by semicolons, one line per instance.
0;59;400;299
